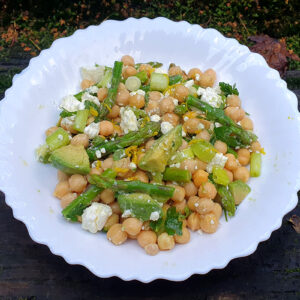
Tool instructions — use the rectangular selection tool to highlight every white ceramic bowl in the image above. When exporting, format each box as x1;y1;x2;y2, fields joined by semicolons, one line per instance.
1;17;300;283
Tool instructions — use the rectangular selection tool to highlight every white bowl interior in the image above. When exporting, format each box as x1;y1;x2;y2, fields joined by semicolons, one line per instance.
1;17;300;282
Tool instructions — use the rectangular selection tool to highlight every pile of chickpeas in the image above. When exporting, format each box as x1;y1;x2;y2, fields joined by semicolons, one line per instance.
48;54;261;255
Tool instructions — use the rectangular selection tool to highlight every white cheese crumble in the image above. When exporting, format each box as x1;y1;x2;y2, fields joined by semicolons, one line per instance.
149;211;160;221
91;161;98;168
107;82;111;89
81;92;100;107
184;79;194;89
80;65;105;83
182;129;187;137
122;209;132;218
198;123;205;130
183;116;189;122
206;153;228;173
170;163;180;168
150;114;161;122
120;107;139;134
95;150;102;159
100;148;106;154
195;73;201;81
173;99;179;106
215;122;222;128
86;85;99;94
81;203;112;233
129;89;146;96
57;134;63;141
60;95;85;112
197;87;223;108
84;122;100;139
161;121;174;134
129;162;137;170
154;68;168;74
61;115;75;127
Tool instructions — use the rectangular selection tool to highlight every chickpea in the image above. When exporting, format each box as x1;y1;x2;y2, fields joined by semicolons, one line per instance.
187;196;201;211
188;68;202;83
107;105;120;119
180;159;200;174
233;167;250;182
122;218;143;236
224;107;245;122
81;79;95;90
192;170;209;187
195;198;214;215
225;168;233;182
102;157;113;170
45;126;58;136
99;120;114;136
137;152;145;164
171;185;186;202
184;181;198;197
195;159;207;171
86;116;95;126
237;148;251;166
116;89;130;106
57;170;69;182
214;140;227;154
71;134;89;148
53;181;70;199
145;100;160;115
179;139;188;151
200;213;219;233
107;224;127;245
159;97;175;114
89;167;103;176
128;233;138;239
100;189;115;204
118;82;126;91
69;174;87;193
161;113;179;127
129;94;145;109
198;182;217;199
144;243;159;256
97;87;108;102
174;227;190;244
163;203;171;214
121;55;135;67
211;203;222;219
251;141;261;152
199;69;216;88
137;231;157;248
187;212;201;231
149;91;162;101
112;157;131;178
157;233;175;250
110;201;122;215
104;214;119;231
168;66;183;77
174;200;187;214
225;153;239;171
139;64;152;76
60;192;77;209
226;95;241;107
183;118;202;134
240;117;253;131
195;129;210;141
182;219;187;228
142;220;151;231
174;85;189;102
145;138;155;150
199;119;211;129
134;170;149;183
122;66;137;79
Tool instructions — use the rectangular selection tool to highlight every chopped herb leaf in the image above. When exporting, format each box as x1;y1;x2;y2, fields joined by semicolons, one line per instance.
219;82;239;97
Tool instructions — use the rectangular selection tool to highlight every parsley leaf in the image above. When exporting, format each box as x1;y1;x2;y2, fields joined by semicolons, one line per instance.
60;110;76;118
219;82;239;97
84;100;100;122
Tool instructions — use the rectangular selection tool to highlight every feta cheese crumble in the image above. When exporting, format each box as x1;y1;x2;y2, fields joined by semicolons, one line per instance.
81;92;100;107
120;107;139;133
129;89;146;96
129;162;137;170
161;121;174;134
95;150;102;159
150;114;161;122
154;68;168;74
122;209;132;218
81;203;112;233
80;65;105;83
173;99;179;106
60;95;85;112
57;134;63;141
184;79;194;89
86;85;99;94
195;73;201;81
197;87;223;108
84;122;100;139
61;115;75;127
149;211;160;221
206;153;228;173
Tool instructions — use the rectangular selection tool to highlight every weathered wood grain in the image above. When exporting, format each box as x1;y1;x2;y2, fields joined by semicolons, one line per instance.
0;55;300;299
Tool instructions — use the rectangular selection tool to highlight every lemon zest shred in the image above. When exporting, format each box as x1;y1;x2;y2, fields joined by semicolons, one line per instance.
114;167;129;173
89;107;99;117
260;148;266;155
103;103;112;112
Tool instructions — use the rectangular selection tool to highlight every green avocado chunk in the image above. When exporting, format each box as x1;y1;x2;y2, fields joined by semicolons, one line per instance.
50;144;90;175
138;125;182;173
228;180;251;205
117;193;162;221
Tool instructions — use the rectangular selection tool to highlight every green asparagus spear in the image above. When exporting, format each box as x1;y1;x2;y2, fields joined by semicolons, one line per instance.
98;61;123;119
187;95;257;146
135;62;163;68
217;185;236;217
169;74;182;85
87;121;160;161
174;103;188;115
62;169;117;221
163;167;191;183
89;174;175;202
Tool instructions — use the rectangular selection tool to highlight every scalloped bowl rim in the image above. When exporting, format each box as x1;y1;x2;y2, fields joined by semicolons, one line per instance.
0;17;299;282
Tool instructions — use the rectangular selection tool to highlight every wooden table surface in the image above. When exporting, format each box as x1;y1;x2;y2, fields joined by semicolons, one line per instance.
0;57;300;300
